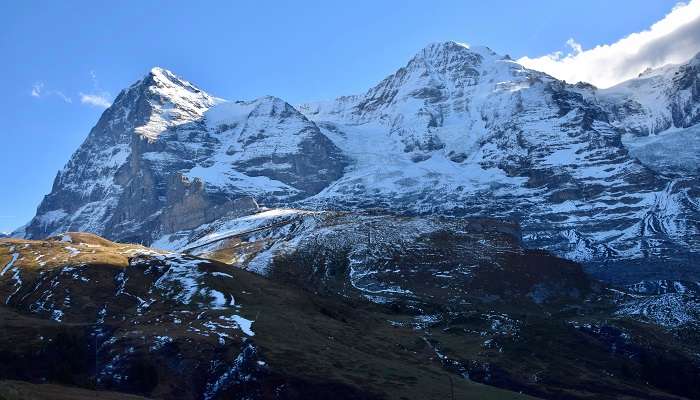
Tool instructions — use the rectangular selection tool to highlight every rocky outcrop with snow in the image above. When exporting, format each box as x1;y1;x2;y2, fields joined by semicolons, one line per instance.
601;52;700;135
24;42;700;281
300;42;700;281
25;68;346;243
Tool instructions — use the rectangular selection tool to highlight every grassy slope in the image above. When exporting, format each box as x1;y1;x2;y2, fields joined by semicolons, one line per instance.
0;235;535;400
5;229;698;399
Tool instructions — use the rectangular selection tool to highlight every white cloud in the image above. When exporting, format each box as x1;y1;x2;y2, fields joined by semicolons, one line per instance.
31;71;112;108
79;92;112;108
31;82;43;97
90;70;99;87
518;0;700;88
565;38;582;56
53;91;72;103
80;71;112;108
30;81;72;103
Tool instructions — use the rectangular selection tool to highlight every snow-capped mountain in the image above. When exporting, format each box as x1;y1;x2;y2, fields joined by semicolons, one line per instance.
25;68;345;243
601;52;700;135
598;56;700;177
23;41;699;282
298;41;699;280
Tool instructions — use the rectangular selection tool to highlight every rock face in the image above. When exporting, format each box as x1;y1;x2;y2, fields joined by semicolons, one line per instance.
24;42;699;282
299;42;700;281
25;68;346;244
156;209;589;306
156;207;700;332
601;52;700;134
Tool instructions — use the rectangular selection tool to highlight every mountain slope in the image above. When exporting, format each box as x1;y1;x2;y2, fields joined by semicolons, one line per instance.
22;41;700;283
299;42;699;280
601;52;700;135
25;69;345;244
0;233;542;400
4;228;700;399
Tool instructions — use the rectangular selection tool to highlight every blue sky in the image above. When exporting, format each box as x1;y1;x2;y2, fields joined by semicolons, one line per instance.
0;0;689;232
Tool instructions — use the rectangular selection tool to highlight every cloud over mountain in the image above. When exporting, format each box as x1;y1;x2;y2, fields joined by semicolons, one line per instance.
518;0;700;88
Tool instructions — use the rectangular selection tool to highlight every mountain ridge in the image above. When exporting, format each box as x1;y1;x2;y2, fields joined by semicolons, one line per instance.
6;40;700;400
20;41;700;283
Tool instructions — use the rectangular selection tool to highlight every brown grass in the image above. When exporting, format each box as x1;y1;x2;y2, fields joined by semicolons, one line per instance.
0;380;152;400
0;233;167;270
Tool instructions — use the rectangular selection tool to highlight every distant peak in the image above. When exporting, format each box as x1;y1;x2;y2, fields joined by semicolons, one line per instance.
149;66;170;75
250;95;301;118
422;40;469;51
257;94;285;103
689;51;700;66
418;41;496;58
102;65;219;141
126;66;214;104
144;66;188;87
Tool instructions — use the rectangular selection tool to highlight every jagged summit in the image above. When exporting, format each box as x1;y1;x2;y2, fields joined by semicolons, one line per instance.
149;65;175;77
144;66;212;100
601;50;700;133
416;40;498;60
24;64;346;242
106;66;219;141
298;40;531;123
132;66;198;90
407;40;510;79
208;95;315;129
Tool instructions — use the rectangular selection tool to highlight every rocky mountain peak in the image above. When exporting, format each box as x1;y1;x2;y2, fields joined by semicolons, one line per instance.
148;66;181;82
20;41;700;278
110;67;219;141
601;51;700;133
415;41;497;63
676;52;700;80
301;41;534;124
248;95;300;119
140;66;210;100
409;41;513;81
